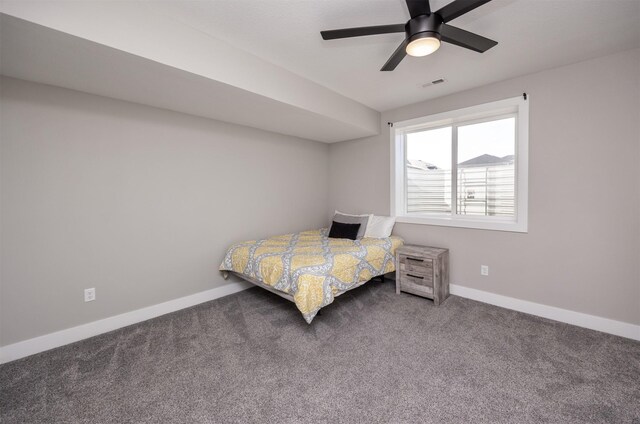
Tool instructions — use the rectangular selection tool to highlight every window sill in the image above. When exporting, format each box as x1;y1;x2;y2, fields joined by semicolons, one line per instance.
395;215;528;233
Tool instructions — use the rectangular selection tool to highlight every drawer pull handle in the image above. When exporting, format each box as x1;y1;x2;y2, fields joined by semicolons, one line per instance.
406;257;424;262
407;274;424;279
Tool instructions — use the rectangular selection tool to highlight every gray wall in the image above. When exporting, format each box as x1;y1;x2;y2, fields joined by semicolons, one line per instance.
0;77;330;346
329;48;640;325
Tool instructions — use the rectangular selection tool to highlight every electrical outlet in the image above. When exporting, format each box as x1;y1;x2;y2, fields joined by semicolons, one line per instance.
84;288;96;302
480;265;489;276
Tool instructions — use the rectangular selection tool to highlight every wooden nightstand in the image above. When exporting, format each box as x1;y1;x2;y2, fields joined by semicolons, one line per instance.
396;244;449;305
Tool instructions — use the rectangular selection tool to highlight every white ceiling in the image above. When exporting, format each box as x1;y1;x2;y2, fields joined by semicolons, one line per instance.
0;14;377;143
2;0;638;143
0;2;380;143
147;0;640;111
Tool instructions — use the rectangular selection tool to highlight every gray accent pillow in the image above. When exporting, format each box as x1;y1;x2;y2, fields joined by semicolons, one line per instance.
332;211;370;240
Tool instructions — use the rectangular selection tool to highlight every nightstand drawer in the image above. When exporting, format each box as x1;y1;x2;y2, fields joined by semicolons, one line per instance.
398;255;433;273
399;280;434;298
399;271;433;288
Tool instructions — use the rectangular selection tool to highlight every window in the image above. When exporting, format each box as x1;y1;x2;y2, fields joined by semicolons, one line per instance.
391;96;529;232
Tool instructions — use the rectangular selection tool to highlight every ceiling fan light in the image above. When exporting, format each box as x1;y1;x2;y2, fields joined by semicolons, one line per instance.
406;33;441;57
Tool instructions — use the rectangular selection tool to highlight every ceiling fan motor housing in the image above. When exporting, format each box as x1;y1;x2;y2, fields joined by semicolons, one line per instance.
406;13;443;43
320;0;498;71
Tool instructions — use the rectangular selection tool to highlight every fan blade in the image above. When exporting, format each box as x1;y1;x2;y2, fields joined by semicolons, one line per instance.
436;0;492;23
321;24;405;40
440;23;497;52
381;40;408;71
406;0;431;18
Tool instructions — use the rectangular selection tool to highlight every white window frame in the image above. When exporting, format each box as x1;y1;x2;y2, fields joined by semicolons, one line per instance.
390;96;529;233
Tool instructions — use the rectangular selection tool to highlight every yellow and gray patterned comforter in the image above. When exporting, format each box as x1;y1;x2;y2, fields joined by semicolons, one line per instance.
219;229;403;323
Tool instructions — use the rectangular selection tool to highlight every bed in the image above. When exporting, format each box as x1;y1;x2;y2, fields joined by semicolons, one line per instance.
219;228;404;323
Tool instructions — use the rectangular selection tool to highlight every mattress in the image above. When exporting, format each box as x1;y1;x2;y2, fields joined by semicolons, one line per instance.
219;229;404;323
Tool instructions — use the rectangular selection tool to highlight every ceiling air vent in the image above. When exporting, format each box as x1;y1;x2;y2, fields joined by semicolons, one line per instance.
422;78;446;88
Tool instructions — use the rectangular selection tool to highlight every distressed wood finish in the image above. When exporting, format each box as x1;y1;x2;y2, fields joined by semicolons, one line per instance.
399;271;433;287
398;255;433;274
395;244;450;306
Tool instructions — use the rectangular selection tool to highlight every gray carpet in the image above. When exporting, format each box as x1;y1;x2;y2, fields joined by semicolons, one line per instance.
2;280;639;424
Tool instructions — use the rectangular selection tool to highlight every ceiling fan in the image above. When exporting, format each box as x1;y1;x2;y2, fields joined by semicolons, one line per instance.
320;0;498;71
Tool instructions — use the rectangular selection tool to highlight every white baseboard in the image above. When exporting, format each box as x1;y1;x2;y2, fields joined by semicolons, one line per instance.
0;281;252;364
2;280;637;364
450;284;640;341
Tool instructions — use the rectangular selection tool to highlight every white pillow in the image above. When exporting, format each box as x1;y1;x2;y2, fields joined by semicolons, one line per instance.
364;215;396;238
